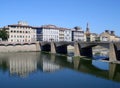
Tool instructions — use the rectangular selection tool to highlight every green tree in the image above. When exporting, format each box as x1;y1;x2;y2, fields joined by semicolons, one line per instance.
0;28;8;40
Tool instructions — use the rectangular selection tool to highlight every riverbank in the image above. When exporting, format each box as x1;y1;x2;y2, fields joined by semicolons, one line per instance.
0;42;40;52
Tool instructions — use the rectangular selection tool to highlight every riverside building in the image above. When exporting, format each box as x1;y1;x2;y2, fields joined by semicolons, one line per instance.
4;21;36;43
100;30;120;42
36;24;72;42
72;26;84;41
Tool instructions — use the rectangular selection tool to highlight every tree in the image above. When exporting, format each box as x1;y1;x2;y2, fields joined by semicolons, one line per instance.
0;28;9;41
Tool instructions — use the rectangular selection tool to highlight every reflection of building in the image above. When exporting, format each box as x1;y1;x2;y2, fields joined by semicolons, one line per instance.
41;59;61;72
9;58;37;77
4;21;36;43
2;52;38;77
38;54;61;72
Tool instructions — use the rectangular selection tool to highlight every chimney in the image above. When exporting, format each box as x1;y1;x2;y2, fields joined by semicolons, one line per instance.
111;31;115;35
105;30;109;34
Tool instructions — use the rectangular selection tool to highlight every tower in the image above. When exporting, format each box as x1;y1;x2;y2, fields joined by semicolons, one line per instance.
86;23;91;42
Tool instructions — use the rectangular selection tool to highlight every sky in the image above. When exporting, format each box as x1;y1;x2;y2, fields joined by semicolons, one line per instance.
0;0;120;35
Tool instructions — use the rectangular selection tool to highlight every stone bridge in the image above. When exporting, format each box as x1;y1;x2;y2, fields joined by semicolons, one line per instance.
38;41;120;62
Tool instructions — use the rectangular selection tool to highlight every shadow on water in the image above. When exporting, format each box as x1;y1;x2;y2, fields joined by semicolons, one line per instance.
0;52;120;82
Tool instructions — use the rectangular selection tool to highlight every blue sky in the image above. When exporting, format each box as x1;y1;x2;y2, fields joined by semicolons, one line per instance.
0;0;120;35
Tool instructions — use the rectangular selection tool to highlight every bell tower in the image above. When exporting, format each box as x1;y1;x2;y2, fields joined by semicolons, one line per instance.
86;23;91;42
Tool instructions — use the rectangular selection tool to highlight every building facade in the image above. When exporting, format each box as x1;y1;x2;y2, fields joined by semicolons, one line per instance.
90;33;99;42
72;26;84;41
59;29;64;41
36;24;72;42
5;21;36;43
64;29;72;41
100;30;120;42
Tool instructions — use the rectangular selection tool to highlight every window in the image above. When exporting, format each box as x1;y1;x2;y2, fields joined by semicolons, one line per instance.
20;35;22;38
11;30;13;33
17;40;19;42
11;39;13;42
14;30;16;33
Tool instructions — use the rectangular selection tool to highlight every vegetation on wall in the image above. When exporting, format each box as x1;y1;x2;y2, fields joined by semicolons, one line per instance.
0;28;8;40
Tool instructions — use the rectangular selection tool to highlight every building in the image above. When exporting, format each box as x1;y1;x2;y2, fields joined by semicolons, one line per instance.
36;25;59;42
59;29;64;41
72;26;84;41
84;23;91;42
100;30;120;42
4;21;36;43
64;28;72;41
90;33;100;42
36;24;72;42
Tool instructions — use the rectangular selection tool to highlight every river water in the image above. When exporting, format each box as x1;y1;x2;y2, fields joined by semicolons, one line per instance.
0;52;120;88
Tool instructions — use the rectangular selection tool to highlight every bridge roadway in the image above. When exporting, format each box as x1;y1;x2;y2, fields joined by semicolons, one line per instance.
39;41;120;62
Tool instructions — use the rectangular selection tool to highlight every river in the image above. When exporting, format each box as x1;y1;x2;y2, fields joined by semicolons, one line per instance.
0;52;120;88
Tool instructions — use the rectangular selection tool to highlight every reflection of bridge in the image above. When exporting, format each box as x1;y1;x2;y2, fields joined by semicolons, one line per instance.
38;41;120;62
0;52;120;82
38;53;120;82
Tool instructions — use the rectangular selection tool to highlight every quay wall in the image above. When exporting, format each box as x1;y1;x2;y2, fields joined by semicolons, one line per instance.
0;42;41;52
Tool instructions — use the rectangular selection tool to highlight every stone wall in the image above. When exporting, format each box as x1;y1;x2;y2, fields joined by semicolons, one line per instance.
0;42;41;52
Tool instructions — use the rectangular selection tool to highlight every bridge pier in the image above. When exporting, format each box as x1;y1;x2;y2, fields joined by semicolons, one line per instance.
74;41;81;56
73;57;80;70
109;63;116;80
109;43;117;62
51;41;56;54
74;41;93;57
36;42;41;51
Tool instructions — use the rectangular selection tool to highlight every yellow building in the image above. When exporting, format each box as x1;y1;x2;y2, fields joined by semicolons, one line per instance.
4;21;36;43
100;30;120;42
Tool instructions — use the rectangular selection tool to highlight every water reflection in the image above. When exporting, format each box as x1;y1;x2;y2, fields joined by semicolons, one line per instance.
0;52;120;83
0;52;38;77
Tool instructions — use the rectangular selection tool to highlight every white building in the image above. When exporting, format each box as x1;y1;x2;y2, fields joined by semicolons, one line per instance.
5;21;36;43
72;26;84;41
36;24;72;42
64;29;72;41
42;25;59;41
